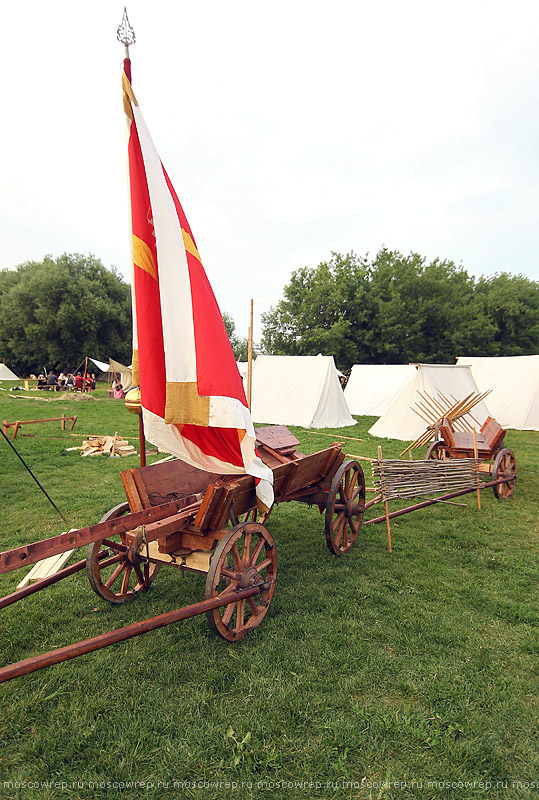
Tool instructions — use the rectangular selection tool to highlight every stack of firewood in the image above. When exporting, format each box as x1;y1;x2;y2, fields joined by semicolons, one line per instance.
67;433;137;457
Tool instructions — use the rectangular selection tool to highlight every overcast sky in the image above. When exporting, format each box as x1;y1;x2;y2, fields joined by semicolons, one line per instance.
1;1;538;341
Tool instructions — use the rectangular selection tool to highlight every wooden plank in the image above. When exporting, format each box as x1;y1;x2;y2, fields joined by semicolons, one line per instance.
255;425;301;454
208;481;239;530
193;481;226;531
120;469;146;512
125;458;221;505
132;469;152;509
146;541;211;573
273;462;299;499
281;447;343;496
16;549;75;589
228;475;258;518
480;417;505;451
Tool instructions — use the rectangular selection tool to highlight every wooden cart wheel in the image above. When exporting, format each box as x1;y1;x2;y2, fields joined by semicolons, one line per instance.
325;460;365;555
229;505;271;526
205;522;277;641
492;448;517;499
86;502;161;604
425;441;451;460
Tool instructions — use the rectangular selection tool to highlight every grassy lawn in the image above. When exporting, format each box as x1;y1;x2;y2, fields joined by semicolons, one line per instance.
0;385;537;799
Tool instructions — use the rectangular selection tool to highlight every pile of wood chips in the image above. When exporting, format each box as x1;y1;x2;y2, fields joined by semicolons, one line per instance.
69;433;137;458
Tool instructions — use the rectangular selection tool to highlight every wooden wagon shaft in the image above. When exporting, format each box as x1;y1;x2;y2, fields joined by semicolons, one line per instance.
0;497;200;576
364;475;516;525
0;583;264;684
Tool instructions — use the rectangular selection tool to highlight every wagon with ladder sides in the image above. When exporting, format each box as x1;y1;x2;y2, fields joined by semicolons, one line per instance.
0;426;366;683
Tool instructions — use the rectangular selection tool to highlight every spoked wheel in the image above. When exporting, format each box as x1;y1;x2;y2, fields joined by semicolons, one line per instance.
229;505;271;526
205;522;277;641
425;441;451;460
325;460;365;555
86;502;161;604
492;448;517;499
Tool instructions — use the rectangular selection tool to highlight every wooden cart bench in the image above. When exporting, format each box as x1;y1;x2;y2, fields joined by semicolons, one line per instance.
438;415;505;459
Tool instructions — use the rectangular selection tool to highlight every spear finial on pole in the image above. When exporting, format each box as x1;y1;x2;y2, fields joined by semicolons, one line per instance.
117;7;136;58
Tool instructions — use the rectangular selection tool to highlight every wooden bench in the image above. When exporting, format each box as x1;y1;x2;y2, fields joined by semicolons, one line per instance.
439;415;505;459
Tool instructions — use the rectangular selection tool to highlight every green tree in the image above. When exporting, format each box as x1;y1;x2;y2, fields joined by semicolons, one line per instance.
261;249;539;370
0;253;132;375
472;273;539;355
222;311;256;362
261;252;371;367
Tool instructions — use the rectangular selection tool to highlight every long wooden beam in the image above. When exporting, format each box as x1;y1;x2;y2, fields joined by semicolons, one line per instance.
0;584;263;684
0;498;200;576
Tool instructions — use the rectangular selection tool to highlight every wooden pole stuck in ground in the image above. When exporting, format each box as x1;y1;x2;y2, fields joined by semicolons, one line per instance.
473;428;481;510
247;299;253;411
378;445;392;553
82;356;88;393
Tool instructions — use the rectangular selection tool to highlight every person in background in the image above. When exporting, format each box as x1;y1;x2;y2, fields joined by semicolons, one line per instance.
113;383;124;399
65;373;75;390
74;372;84;391
46;370;58;391
37;373;47;390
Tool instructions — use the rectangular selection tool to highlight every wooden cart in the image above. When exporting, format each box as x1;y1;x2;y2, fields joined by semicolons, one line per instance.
424;415;517;499
0;426;365;681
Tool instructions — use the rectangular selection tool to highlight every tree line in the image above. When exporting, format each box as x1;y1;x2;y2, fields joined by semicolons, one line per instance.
260;249;539;371
0;254;132;376
2;250;538;377
0;254;251;376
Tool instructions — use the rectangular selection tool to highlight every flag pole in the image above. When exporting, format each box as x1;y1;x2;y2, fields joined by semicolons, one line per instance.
117;8;142;463
247;299;253;411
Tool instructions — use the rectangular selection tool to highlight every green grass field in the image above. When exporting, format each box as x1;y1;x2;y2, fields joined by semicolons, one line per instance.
0;385;537;800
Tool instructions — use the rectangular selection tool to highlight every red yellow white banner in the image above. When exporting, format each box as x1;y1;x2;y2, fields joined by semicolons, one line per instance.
123;58;273;510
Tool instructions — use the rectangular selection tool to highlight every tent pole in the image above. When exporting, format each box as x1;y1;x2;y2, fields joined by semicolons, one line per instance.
82;356;88;393
247;299;253;411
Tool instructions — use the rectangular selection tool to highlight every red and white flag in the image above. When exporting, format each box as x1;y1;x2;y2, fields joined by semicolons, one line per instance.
122;58;273;511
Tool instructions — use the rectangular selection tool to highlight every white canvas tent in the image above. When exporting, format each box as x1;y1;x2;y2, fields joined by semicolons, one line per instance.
368;364;492;441
109;358;133;392
236;361;248;384
251;355;356;428
344;364;416;416
89;357;133;392
88;357;110;374
456;355;539;431
0;362;19;380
